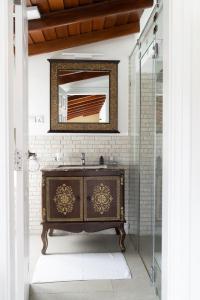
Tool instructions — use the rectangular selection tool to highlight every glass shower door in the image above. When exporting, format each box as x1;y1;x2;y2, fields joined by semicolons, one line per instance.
129;6;163;298
139;41;156;279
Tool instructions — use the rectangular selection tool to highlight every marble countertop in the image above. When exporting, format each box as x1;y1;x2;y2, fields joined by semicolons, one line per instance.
41;164;129;172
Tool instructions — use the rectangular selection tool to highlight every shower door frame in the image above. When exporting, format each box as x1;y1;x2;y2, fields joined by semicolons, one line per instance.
138;39;157;281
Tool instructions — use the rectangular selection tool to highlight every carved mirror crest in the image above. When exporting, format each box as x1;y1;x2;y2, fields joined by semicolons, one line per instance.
49;59;119;133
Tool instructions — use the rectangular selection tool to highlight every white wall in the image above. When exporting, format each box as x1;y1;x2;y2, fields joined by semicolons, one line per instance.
162;1;200;300
28;35;137;135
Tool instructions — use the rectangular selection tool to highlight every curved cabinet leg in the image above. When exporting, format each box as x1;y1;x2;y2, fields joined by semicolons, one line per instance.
49;228;54;236
118;224;126;252
41;226;48;255
115;227;120;235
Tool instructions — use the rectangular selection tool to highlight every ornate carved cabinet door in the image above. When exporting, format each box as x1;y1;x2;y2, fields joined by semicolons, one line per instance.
45;177;83;221
84;176;122;221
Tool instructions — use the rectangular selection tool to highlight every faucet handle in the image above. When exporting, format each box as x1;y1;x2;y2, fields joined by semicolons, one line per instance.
81;152;86;166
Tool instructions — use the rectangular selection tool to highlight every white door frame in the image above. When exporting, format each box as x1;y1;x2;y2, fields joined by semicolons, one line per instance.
0;1;15;300
15;1;29;300
0;1;29;300
163;1;200;299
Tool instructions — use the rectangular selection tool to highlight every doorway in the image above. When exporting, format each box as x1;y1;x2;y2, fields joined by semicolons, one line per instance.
26;1;199;299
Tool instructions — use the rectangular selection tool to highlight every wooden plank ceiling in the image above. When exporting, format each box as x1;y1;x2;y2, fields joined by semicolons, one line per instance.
27;0;153;55
67;95;106;120
58;70;109;84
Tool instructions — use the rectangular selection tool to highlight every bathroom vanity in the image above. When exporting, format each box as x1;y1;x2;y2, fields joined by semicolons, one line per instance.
41;166;126;254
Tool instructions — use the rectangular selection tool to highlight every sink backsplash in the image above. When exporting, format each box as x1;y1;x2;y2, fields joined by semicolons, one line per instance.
29;135;130;234
29;136;128;166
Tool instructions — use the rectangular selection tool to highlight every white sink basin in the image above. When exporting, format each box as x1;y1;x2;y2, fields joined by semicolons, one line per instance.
57;164;108;170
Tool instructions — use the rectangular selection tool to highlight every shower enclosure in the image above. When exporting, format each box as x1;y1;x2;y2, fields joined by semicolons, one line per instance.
129;4;163;298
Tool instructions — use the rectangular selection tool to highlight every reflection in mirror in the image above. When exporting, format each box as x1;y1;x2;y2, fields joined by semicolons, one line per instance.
58;70;110;123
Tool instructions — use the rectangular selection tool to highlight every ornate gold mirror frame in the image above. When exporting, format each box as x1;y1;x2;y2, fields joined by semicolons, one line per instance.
48;59;119;133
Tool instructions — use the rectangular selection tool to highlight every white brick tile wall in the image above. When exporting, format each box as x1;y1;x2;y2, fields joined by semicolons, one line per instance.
139;75;155;235
129;53;155;235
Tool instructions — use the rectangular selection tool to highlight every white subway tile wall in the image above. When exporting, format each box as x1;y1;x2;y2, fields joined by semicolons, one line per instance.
29;135;130;234
129;64;156;235
139;74;155;235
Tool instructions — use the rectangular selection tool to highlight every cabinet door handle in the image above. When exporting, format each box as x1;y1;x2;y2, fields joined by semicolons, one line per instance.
87;195;91;202
77;195;80;202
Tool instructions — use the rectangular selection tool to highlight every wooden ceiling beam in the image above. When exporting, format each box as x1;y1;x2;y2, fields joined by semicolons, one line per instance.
28;0;153;33
68;95;105;104
68;106;104;118
68;110;100;119
58;71;109;85
68;95;99;102
68;106;100;116
68;95;87;100
68;101;105;113
68;97;106;109
68;95;106;107
69;105;101;113
29;22;140;55
68;94;105;100
68;97;104;106
68;101;104;112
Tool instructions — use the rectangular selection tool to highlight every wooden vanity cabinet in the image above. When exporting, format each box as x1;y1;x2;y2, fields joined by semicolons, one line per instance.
41;169;126;254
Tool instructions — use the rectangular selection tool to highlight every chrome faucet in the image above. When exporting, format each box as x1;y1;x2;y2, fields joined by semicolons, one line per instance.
81;152;85;166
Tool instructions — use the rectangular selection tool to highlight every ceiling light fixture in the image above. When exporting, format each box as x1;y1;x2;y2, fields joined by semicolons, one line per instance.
27;6;41;20
61;53;104;59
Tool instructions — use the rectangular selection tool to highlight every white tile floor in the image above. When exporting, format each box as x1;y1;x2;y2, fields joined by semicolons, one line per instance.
29;233;158;300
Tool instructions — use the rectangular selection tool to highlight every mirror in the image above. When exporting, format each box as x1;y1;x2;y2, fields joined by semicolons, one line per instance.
49;59;119;133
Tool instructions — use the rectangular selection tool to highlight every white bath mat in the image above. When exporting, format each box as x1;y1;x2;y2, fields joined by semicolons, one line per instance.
32;253;131;283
